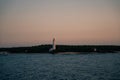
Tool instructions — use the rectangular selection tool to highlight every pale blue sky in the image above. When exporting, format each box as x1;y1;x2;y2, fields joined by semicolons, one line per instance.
0;0;120;47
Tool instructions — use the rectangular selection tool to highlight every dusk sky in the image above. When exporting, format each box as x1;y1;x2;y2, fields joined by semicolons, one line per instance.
0;0;120;47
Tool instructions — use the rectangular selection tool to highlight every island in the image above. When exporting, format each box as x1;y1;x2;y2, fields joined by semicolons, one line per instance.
0;45;120;54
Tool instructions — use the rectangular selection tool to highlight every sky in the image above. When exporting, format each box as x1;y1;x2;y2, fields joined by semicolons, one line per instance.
0;0;120;47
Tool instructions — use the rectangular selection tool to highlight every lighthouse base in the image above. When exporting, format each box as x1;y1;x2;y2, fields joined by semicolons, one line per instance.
49;50;57;54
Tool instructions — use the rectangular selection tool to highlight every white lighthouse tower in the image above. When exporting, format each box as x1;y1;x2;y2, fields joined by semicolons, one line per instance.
53;38;56;50
49;38;56;53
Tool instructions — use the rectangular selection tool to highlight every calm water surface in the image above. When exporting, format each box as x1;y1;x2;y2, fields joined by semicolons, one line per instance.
0;52;120;80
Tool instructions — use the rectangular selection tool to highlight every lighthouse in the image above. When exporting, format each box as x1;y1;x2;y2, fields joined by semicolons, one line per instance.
53;38;56;50
49;38;56;53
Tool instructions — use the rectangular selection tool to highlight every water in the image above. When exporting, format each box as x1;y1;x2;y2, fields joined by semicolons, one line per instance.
0;52;120;80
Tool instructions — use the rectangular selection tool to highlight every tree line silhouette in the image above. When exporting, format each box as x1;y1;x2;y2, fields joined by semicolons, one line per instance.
0;45;120;53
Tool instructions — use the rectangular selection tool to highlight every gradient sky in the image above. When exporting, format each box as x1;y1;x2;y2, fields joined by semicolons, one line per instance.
0;0;120;47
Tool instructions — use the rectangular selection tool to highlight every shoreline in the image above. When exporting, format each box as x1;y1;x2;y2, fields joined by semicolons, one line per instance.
0;45;120;54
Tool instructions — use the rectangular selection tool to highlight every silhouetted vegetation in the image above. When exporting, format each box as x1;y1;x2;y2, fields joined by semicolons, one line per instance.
0;45;120;53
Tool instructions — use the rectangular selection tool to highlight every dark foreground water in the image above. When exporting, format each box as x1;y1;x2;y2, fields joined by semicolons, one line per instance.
0;52;120;80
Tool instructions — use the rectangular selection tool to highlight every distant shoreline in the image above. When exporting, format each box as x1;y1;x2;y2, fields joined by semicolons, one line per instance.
0;45;120;54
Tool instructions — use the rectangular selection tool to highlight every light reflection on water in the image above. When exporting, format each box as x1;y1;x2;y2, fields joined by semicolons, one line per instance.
0;53;120;80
